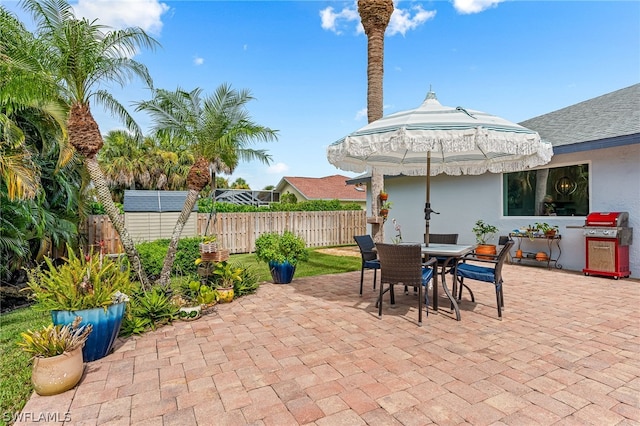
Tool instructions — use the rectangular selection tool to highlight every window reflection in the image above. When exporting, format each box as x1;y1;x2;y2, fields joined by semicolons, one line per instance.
503;164;589;217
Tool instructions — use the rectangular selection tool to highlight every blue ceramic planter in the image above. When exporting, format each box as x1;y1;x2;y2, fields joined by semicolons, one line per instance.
52;302;126;362
269;261;296;284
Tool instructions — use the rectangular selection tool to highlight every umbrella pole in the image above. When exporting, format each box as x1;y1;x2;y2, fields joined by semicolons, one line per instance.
424;151;431;246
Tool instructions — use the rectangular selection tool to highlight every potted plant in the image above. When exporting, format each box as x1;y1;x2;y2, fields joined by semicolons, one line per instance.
379;190;389;201
472;219;500;258
534;222;559;237
199;235;218;253
199;235;229;262
211;261;244;303
254;231;309;284
173;280;217;320
18;317;92;395
26;244;134;362
380;201;393;218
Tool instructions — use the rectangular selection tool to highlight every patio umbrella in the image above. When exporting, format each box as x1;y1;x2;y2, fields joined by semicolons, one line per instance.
327;90;553;244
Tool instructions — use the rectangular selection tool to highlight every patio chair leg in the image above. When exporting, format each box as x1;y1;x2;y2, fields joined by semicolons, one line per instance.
418;285;423;326
378;282;384;318
373;269;377;290
359;268;365;296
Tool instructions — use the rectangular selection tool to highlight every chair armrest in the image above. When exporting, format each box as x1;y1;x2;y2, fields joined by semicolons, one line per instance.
460;253;499;265
422;257;438;268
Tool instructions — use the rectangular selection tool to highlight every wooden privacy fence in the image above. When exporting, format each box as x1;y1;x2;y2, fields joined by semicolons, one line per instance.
86;211;366;254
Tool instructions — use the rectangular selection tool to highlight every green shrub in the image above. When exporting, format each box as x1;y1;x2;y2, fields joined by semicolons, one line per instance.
136;239;168;279
254;231;309;265
136;238;201;279
197;199;361;213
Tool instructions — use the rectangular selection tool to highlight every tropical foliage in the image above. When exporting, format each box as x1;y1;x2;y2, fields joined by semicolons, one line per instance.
26;245;134;311
18;317;92;358
135;85;278;286
12;0;160;289
0;5;85;280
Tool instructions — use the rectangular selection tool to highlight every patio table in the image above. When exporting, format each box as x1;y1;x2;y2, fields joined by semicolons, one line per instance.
419;243;476;321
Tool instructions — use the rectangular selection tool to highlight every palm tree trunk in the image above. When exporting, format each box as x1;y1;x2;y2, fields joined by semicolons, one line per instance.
358;0;393;243
157;188;200;287
86;156;151;289
158;157;210;287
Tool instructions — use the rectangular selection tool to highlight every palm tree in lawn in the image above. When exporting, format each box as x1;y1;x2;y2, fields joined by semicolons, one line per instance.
136;84;277;286
357;0;393;243
20;0;159;288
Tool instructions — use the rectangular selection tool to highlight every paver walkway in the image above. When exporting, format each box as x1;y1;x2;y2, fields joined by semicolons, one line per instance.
17;264;640;425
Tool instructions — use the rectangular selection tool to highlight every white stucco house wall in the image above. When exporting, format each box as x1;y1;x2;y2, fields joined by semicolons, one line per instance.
348;84;639;279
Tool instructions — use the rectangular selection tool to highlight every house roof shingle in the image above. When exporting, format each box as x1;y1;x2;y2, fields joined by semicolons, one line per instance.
519;83;640;151
278;175;366;201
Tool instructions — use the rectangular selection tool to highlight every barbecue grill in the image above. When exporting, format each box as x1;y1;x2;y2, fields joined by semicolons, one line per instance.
583;212;633;279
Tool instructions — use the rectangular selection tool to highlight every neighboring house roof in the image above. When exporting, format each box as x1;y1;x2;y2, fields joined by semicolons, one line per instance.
520;83;640;154
123;190;197;212
276;175;366;201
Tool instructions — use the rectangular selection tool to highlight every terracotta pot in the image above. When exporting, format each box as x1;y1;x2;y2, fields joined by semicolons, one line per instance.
536;252;549;261
379;209;389;217
515;249;523;258
379;193;388;201
475;244;497;260
544;230;557;237
31;347;84;396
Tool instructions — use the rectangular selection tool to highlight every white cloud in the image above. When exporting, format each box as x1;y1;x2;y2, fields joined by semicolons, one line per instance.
355;108;367;121
320;1;505;35
72;0;170;35
319;4;359;35
452;0;504;15
193;56;204;66
267;162;289;174
320;1;434;36
388;5;436;36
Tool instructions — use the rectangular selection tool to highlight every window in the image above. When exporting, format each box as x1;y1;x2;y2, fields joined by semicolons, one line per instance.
503;164;589;217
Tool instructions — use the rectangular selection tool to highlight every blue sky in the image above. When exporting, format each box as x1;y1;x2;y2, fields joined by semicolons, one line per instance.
4;0;639;190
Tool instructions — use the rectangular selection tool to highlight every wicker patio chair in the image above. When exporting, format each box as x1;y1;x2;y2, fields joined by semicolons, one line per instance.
454;239;515;319
427;233;459;274
375;243;437;326
354;235;380;295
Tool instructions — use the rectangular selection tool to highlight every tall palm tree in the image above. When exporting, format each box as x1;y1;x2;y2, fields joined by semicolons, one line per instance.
358;0;393;243
20;0;160;288
136;84;277;286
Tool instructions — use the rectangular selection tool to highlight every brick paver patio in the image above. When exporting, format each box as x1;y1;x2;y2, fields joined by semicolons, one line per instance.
17;264;640;425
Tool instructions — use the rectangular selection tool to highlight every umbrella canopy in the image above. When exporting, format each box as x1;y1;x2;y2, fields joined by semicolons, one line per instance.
327;91;553;243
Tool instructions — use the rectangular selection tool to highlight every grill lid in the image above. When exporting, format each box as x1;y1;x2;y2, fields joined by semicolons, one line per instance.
585;212;629;228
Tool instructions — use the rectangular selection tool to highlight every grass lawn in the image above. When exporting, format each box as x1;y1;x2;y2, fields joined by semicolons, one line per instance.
0;248;360;423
